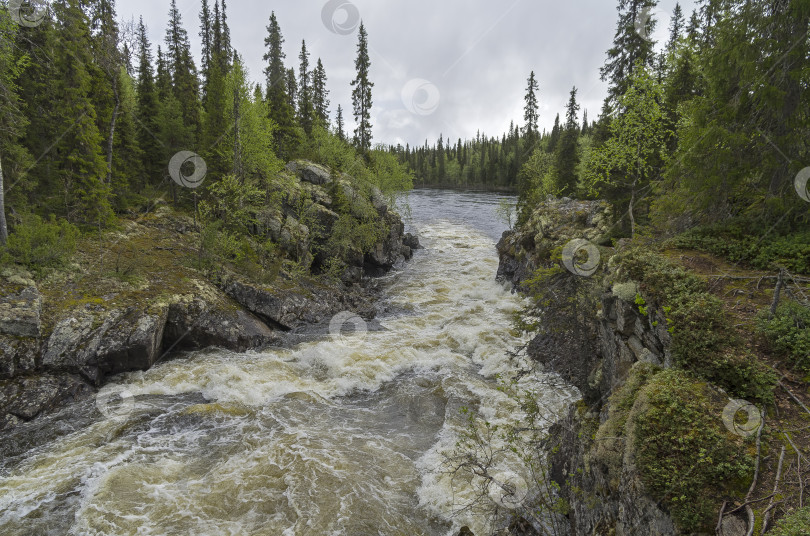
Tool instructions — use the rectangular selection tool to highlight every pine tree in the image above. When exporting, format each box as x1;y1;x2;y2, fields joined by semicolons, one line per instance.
600;0;660;105
49;0;113;224
0;9;31;243
286;68;297;114
297;40;314;135
165;0;200;142
312;58;330;127
135;17;162;187
155;46;172;100
548;114;561;153
351;22;373;154
523;71;539;139
556;87;581;196
199;0;213;95
335;104;345;141
666;3;685;53
262;11;297;160
581;109;589;134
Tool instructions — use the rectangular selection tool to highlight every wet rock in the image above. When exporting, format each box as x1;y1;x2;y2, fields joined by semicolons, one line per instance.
365;213;406;271
403;233;421;250
2;374;91;422
42;305;168;384
0;286;42;338
164;293;281;352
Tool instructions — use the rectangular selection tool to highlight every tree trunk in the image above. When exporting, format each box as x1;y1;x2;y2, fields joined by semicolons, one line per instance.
106;85;120;184
0;154;8;246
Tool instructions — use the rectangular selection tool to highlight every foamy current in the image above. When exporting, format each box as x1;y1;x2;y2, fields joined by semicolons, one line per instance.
0;191;577;536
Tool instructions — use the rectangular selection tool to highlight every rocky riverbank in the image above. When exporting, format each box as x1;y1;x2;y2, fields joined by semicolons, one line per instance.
0;161;419;432
496;197;762;535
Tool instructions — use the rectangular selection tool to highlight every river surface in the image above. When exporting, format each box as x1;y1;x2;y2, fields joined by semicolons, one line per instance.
0;189;576;536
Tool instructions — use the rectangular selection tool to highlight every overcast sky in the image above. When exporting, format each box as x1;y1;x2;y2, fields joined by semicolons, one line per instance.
119;0;696;148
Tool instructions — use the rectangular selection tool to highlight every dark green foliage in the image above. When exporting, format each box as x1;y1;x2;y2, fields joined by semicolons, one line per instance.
632;369;754;533
669;224;810;275
771;508;810;536
757;301;810;372
1;214;79;272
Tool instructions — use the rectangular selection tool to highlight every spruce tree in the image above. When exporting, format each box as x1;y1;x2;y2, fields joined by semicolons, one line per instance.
600;0;660;105
297;40;314;135
312;58;330;127
556;87;581;196
199;0;213;95
165;0;200;142
262;12;297;160
135;18;162;187
351;22;373;154
523;71;539;139
335;104;345;141
286;68;297;114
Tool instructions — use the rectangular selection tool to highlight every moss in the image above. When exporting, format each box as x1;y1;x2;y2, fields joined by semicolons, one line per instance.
630;369;755;533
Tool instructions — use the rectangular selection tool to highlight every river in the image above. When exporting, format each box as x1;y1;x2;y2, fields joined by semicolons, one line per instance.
0;189;576;536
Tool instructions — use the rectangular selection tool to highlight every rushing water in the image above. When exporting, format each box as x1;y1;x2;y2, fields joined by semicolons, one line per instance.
0;189;576;536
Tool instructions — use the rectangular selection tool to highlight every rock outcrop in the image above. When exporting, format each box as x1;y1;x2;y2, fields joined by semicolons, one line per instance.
497;197;680;535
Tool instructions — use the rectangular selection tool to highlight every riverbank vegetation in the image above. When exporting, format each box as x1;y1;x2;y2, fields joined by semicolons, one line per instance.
0;1;412;284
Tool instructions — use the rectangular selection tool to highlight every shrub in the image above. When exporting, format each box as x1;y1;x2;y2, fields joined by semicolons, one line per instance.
771;507;810;536
632;369;754;533
1;214;80;272
756;301;810;372
615;247;776;402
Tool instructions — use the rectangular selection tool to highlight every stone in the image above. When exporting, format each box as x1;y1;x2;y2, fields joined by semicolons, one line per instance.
286;160;332;185
0;286;42;338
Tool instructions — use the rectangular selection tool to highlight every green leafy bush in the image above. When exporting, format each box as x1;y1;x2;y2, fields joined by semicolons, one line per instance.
1;214;80;272
632;369;754;533
771;507;810;536
756;301;810;372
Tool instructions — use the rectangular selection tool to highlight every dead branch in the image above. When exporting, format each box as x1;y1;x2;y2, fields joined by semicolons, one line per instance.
761;445;786;534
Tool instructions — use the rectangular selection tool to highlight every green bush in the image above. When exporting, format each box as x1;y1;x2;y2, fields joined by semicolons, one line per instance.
771;507;810;536
756;301;810;372
615;247;776;402
632;369;754;533
670;224;810;275
1;214;80;272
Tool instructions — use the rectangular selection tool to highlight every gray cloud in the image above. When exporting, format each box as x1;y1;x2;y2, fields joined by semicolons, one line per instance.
122;0;695;148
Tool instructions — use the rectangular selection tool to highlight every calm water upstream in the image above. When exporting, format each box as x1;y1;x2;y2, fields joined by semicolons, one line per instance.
0;189;576;536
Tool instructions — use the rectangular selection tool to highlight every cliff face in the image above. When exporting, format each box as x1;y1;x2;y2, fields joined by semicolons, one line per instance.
0;161;418;432
496;198;679;535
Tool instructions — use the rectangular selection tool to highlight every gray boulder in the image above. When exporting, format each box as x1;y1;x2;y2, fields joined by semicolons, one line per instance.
0;286;42;338
286;161;332;185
